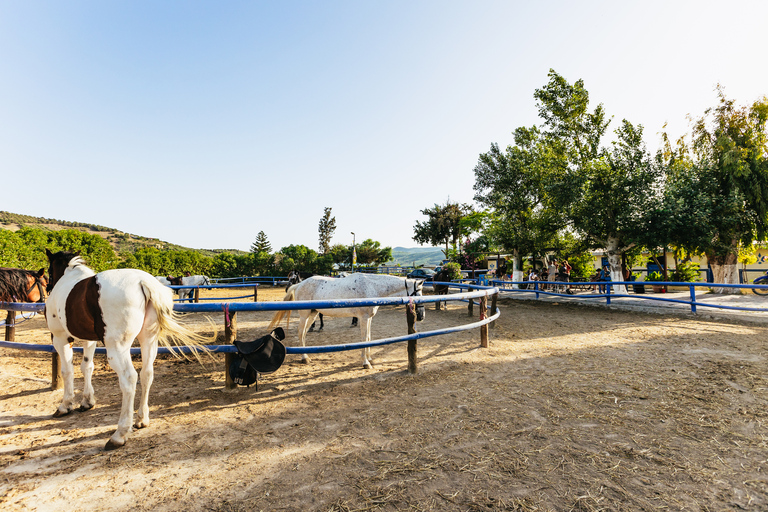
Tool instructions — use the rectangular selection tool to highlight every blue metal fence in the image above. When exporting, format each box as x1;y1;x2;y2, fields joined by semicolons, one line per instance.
490;279;768;314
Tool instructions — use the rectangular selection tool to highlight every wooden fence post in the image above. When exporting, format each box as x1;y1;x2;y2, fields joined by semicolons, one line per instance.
406;303;417;374
490;293;498;329
480;295;488;348
468;297;474;317
51;334;63;390
4;310;14;342
194;287;200;303
224;310;238;389
253;285;258;302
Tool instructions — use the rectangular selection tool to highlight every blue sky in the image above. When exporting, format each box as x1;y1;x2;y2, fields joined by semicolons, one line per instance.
2;1;766;252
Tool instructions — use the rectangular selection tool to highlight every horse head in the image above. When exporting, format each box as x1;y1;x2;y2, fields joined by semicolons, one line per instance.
27;268;48;302
407;278;426;322
46;249;80;292
167;276;184;286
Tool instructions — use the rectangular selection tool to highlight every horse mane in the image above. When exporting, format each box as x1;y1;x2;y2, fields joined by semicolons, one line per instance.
0;268;35;302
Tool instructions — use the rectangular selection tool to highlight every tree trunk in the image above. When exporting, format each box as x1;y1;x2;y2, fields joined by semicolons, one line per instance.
605;238;627;294
709;250;740;294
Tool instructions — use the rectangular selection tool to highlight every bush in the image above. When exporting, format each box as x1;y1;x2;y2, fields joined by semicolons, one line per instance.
671;261;701;282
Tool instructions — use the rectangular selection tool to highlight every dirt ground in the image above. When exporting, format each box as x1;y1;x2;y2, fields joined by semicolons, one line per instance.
2;285;768;511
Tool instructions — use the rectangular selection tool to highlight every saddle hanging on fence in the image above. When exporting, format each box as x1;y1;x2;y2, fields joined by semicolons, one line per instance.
229;327;286;386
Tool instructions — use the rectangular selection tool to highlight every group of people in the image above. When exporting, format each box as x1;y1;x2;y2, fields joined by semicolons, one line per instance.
524;258;572;293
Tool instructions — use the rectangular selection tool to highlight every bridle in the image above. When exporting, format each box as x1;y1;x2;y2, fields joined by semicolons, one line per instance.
25;274;47;303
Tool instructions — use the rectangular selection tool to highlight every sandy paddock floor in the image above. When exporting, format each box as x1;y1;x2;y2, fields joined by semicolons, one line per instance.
2;285;768;511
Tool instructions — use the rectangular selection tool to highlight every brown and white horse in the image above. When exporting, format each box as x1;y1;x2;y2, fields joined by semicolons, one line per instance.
45;250;212;450
0;267;47;303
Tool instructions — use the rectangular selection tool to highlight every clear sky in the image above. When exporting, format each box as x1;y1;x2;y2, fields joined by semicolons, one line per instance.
2;1;766;252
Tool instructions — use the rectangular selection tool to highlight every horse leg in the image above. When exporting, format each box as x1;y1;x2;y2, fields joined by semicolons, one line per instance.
308;311;319;332
79;340;98;411
104;345;138;450
135;313;159;430
360;316;373;369
298;311;318;364
52;334;78;417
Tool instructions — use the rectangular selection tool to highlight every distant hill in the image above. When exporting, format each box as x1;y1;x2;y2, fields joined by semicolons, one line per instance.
0;211;247;257
386;246;445;267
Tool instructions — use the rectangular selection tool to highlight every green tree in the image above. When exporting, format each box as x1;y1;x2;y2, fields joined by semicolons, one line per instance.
474;131;563;278
250;231;272;254
355;239;392;265
687;87;768;289
318;207;336;254
534;70;660;290
278;245;318;272
413;201;474;255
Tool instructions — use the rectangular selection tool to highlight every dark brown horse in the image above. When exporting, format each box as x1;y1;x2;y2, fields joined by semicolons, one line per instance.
433;268;452;311
0;267;47;303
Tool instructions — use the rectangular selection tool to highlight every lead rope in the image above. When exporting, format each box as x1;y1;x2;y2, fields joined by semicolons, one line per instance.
222;303;231;328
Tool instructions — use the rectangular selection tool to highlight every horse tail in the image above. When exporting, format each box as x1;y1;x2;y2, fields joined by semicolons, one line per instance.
140;278;215;362
268;284;297;330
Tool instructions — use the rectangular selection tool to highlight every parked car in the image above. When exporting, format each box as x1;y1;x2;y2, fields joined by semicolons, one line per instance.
406;268;436;280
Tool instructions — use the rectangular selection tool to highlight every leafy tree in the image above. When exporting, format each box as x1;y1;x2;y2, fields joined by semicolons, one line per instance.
318;207;336;254
250;231;272;254
474;132;564;277
534;70;661;290
687;87;768;288
278;245;318;272
355;239;392;265
413;201;474;255
328;244;352;267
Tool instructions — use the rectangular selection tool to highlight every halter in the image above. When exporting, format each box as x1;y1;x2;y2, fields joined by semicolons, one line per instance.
405;280;423;298
25;275;46;303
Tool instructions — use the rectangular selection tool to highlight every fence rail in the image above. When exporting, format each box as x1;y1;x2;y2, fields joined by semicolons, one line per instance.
1;282;500;389
491;279;768;314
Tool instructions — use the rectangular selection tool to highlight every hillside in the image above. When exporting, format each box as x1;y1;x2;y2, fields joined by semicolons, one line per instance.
0;211;438;263
0;211;246;257
387;246;445;267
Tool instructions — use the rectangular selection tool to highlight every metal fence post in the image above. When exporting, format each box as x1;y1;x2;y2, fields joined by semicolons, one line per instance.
690;284;697;314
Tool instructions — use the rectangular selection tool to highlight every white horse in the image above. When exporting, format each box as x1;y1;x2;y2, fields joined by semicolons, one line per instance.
268;273;425;368
168;275;211;302
45;250;212;450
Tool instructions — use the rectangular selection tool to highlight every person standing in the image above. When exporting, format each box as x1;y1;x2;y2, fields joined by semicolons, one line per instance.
548;259;558;291
561;259;572;293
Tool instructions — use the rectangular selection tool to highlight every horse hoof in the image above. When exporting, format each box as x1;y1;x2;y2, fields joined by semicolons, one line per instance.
135;420;149;430
53;408;72;418
78;403;94;412
104;439;125;451
363;362;373;370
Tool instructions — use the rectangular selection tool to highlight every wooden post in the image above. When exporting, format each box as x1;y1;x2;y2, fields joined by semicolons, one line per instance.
194;287;200;303
480;295;488;348
51;334;62;390
467;297;474;317
51;352;63;390
253;285;258;302
4;310;14;342
490;293;498;329
406;303;417;374
224;310;238;389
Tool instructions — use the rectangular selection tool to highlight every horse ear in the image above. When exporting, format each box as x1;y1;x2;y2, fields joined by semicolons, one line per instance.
37;268;46;277
46;248;53;259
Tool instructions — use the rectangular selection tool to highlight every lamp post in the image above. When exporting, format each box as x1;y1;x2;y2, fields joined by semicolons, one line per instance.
351;232;356;273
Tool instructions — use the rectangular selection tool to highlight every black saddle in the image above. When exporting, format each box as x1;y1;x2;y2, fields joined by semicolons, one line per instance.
229;327;286;387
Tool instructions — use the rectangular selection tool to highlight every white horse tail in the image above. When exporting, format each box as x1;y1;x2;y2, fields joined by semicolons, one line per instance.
140;278;215;362
268;284;298;330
